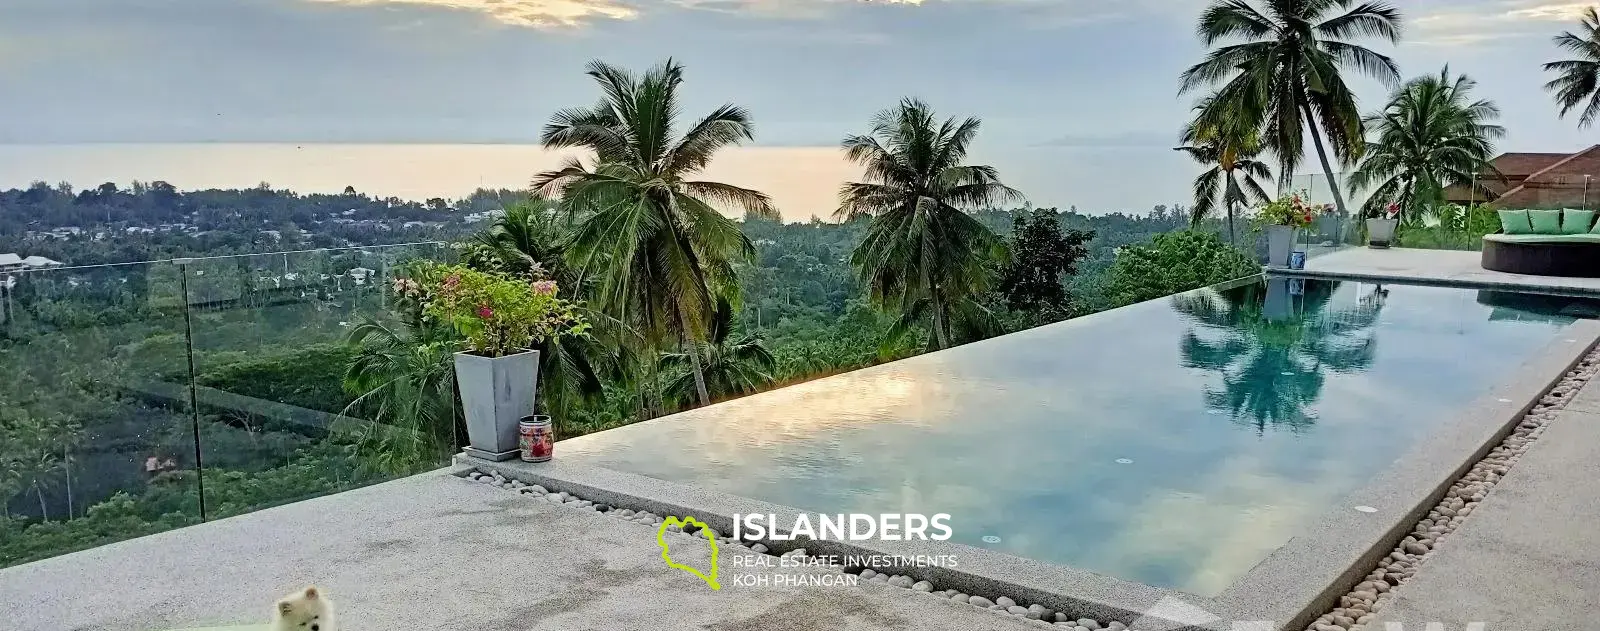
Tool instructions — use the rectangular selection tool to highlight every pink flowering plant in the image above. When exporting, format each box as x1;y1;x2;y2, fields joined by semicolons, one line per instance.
1256;191;1318;229
405;262;589;357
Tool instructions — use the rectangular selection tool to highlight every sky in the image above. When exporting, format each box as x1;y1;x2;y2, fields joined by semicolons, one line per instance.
1;0;1597;213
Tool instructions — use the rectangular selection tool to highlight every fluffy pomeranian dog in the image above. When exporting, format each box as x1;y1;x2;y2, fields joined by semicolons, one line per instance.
272;586;337;631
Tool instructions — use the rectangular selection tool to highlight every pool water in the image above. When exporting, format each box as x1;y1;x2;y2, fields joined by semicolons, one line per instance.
561;278;1599;595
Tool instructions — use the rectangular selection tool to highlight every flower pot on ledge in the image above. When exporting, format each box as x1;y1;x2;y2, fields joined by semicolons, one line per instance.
1366;218;1398;249
1265;225;1300;269
455;349;540;461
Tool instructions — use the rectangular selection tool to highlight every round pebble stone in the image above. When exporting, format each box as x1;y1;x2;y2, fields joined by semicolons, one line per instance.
1078;619;1101;629
912;581;934;592
997;596;1017;608
950;594;970;604
751;543;769;554
1008;606;1030;616
969;596;995;608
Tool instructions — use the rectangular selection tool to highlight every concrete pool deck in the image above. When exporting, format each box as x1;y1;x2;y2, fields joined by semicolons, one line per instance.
1274;247;1600;295
1366;390;1600;631
0;469;1044;631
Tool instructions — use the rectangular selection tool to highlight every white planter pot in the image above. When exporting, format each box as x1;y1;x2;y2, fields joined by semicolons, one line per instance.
454;349;540;461
1366;218;1398;248
1265;225;1300;269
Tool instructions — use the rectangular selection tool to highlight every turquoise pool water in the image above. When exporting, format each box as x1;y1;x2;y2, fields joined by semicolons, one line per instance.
561;278;1599;595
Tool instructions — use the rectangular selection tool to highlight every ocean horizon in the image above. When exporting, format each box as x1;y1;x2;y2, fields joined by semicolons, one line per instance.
0;142;1346;223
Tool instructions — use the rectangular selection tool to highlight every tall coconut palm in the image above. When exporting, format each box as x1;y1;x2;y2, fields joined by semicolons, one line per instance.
1180;0;1403;216
836;98;1022;351
534;59;778;407
1349;67;1503;219
1543;7;1600;128
1176;95;1273;245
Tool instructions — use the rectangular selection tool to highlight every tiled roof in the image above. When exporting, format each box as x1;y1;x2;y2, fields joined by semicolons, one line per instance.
1491;153;1572;177
1494;145;1600;209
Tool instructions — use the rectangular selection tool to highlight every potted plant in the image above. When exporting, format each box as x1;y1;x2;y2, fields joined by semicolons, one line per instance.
1366;202;1401;249
1257;191;1316;269
408;263;589;461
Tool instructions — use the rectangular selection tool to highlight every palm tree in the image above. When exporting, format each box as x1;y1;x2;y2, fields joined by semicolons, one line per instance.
1543;7;1600;128
836;98;1022;351
470;198;571;281
1349;67;1503;219
660;298;775;405
1174;279;1381;434
1176;95;1273;244
341;316;460;475
534;59;778;407
1180;0;1403;216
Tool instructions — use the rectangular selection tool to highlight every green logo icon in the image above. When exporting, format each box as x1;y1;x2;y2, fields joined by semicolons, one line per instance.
657;516;721;591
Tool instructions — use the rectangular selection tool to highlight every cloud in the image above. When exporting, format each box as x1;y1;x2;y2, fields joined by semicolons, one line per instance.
1413;0;1591;47
301;0;639;28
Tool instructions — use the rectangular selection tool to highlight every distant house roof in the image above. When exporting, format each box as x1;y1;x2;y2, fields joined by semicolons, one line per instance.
1445;145;1600;208
1494;145;1600;209
1492;153;1572;177
21;256;61;268
0;253;23;267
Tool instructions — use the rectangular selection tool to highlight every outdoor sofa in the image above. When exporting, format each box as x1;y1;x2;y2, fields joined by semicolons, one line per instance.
1481;209;1600;278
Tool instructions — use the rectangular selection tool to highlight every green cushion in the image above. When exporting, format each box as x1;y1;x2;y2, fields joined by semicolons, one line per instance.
1565;209;1596;234
1499;209;1534;234
1528;209;1563;234
1483;233;1600;244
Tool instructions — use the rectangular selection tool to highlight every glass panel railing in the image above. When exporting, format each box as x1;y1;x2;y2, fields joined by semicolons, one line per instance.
180;244;455;519
181;241;457;518
0;261;200;568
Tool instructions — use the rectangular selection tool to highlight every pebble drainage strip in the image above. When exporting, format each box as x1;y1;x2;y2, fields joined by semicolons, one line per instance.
1301;349;1598;631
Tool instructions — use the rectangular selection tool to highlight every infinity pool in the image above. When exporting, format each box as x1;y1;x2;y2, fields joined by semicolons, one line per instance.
561;277;1599;595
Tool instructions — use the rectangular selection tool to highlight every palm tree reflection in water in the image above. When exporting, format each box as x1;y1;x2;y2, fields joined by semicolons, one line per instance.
1174;278;1384;435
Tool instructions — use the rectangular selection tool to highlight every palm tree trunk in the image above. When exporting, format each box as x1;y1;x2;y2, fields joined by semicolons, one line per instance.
1226;198;1237;247
645;354;662;419
686;338;711;406
928;291;951;351
1299;100;1351;217
676;309;711;406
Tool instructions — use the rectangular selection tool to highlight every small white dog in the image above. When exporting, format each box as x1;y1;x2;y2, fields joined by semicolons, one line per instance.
272;586;337;631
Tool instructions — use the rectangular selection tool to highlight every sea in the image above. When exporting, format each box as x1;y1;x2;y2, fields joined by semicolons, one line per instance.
0;143;1287;223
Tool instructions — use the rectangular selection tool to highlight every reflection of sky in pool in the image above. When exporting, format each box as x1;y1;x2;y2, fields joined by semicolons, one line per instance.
560;279;1597;596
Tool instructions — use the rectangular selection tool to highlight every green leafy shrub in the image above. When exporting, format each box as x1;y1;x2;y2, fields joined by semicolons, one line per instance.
1105;230;1261;308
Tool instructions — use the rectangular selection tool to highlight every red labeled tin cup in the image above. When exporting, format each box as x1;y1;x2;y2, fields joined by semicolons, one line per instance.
519;415;554;463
